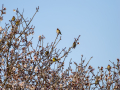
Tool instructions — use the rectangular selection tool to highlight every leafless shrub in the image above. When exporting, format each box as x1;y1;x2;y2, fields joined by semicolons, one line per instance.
0;4;119;90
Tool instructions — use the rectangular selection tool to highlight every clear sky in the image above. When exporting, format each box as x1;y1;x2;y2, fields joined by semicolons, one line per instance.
0;0;120;88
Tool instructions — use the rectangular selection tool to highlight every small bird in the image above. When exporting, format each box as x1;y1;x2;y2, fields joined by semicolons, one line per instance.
56;28;62;35
53;57;57;62
72;42;76;48
15;20;20;26
45;51;49;56
95;79;99;86
107;65;111;71
12;16;15;21
7;41;11;48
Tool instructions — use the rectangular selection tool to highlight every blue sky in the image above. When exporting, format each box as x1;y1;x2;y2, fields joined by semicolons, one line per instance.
1;0;120;88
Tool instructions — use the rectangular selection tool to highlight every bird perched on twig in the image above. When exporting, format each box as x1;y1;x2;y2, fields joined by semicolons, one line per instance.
15;20;20;26
72;42;76;49
53;57;60;62
12;16;15;21
56;28;62;35
45;51;49;56
107;65;111;71
53;57;57;62
95;79;99;86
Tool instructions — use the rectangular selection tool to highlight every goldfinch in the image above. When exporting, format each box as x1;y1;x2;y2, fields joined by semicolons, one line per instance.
56;28;62;35
53;57;57;62
95;79;99;86
107;65;111;71
12;16;15;21
72;42;76;48
15;20;20;26
45;51;49;56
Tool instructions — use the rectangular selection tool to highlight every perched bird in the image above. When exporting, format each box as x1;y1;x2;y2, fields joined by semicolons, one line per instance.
12;16;15;21
15;20;20;26
53;57;57;62
107;65;111;71
72;42;76;48
7;41;11;48
56;28;62;35
45;51;49;56
95;79;99;86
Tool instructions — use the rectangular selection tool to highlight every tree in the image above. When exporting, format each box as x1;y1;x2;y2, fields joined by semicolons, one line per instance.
0;4;120;90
